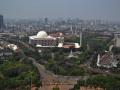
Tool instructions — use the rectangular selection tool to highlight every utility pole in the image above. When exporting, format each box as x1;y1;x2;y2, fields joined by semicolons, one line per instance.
30;75;32;90
29;71;33;90
51;52;54;60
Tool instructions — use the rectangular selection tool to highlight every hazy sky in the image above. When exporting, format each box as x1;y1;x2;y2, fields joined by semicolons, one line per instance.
0;0;120;21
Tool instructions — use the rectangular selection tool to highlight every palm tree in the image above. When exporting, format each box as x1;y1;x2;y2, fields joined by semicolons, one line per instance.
0;72;4;80
28;71;34;90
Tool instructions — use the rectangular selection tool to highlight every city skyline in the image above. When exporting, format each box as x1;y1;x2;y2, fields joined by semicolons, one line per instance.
0;0;120;21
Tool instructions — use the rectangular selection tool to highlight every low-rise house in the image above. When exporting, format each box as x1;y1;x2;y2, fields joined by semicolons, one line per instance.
0;47;13;61
7;44;18;51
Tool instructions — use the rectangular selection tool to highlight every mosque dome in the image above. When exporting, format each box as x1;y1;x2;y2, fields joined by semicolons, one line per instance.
37;31;48;38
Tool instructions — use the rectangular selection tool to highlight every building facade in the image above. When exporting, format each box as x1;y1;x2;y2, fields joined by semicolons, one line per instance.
115;34;120;47
97;52;118;68
0;15;4;29
29;31;64;47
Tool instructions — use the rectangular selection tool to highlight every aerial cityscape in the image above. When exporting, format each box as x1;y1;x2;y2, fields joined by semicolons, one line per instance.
0;0;120;90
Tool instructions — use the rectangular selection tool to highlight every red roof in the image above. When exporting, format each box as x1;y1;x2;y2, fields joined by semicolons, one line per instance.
100;52;113;65
63;45;75;48
49;32;63;37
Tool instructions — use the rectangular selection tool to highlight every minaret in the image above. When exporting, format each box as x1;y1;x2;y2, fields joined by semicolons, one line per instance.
97;54;101;67
80;30;82;47
75;25;77;35
48;24;51;33
59;33;64;43
68;49;74;58
70;26;73;35
109;45;113;52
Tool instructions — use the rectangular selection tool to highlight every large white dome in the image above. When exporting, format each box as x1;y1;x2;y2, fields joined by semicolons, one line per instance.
37;31;48;38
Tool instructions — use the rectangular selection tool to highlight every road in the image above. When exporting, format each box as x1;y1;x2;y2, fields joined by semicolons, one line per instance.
13;41;88;90
6;39;87;90
3;37;120;90
28;57;88;90
19;41;120;90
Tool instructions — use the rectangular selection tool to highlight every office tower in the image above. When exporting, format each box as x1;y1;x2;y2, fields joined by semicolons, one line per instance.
0;15;3;29
44;17;48;24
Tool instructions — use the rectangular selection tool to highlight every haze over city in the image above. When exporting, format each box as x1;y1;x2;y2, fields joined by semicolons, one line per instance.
0;0;120;21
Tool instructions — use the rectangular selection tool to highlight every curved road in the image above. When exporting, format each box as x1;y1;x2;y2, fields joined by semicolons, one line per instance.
17;40;88;90
28;57;88;90
3;38;88;90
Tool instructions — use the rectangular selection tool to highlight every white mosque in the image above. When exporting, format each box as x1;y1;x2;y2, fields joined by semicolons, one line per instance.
29;30;82;48
29;31;64;47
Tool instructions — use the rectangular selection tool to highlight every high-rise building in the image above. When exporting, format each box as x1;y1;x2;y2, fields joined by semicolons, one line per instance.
44;17;48;24
0;15;4;29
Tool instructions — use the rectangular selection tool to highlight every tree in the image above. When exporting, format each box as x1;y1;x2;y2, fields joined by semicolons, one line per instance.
53;86;60;90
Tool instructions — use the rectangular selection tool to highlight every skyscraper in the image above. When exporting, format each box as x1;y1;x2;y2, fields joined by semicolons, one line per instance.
44;17;48;24
0;15;4;29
